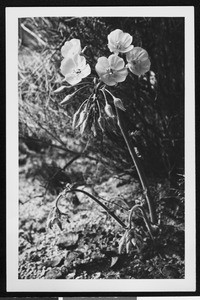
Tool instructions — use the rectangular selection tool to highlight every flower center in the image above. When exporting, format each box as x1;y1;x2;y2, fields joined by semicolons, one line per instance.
106;68;114;75
116;41;121;49
75;68;82;74
132;58;141;66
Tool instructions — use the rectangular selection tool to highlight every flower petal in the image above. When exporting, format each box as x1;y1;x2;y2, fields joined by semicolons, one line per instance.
113;68;128;82
107;43;118;53
95;57;109;76
127;47;149;62
73;54;86;68
108;29;123;44
100;74;116;86
120;44;134;53
81;64;91;78
120;33;133;48
65;73;82;86
108;54;125;70
128;58;151;76
61;39;81;57
60;57;76;76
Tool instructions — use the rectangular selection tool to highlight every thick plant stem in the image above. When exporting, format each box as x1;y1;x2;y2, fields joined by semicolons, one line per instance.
56;188;127;229
116;107;157;224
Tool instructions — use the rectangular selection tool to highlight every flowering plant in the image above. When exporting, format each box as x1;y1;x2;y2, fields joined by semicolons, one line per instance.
52;29;158;256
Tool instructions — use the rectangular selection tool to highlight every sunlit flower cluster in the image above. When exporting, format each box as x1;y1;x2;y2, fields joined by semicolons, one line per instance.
57;29;152;135
96;29;151;85
60;29;151;87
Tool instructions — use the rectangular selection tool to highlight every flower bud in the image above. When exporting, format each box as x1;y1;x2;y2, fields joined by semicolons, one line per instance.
76;110;88;128
60;91;76;105
72;109;87;130
53;86;68;94
79;118;88;135
72;110;80;129
113;97;126;111
104;103;115;118
91;125;97;137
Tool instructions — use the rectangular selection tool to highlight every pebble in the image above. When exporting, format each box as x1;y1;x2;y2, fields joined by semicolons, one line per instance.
45;268;63;279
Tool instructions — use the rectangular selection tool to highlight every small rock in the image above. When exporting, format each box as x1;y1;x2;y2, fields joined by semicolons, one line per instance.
45;255;64;267
45;268;62;279
66;272;76;279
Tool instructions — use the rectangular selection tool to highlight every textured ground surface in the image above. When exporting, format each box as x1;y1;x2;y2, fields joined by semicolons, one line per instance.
19;152;184;280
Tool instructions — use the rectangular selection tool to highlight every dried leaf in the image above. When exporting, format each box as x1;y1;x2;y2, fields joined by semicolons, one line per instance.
46;207;62;232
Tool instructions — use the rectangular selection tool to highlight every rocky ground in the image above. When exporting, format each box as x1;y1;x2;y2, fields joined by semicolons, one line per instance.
18;149;185;280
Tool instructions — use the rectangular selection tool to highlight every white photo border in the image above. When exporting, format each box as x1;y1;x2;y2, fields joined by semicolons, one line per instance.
6;6;195;292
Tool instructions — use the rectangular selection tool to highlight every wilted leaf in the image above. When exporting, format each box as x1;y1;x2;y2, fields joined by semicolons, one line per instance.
46;207;63;232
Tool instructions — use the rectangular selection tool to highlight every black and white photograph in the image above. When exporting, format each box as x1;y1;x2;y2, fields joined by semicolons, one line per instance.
6;6;195;292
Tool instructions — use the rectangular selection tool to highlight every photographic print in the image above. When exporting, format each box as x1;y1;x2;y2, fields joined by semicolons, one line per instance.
6;6;195;292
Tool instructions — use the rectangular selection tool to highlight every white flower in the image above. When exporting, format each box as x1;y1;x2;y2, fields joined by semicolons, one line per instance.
108;29;133;54
60;54;91;86
126;47;151;76
95;54;128;86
